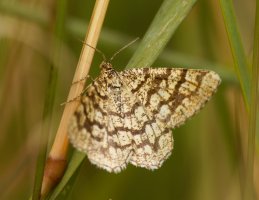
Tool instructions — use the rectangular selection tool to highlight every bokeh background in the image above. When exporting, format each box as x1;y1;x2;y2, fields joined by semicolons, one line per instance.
0;0;257;199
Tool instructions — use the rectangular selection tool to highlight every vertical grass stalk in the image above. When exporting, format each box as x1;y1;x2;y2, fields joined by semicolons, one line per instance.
246;1;259;199
32;66;57;200
219;0;251;111
42;0;110;198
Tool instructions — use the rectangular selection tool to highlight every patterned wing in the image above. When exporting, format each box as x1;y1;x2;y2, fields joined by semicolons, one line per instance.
119;67;220;169
68;80;132;173
115;79;173;170
121;68;221;129
122;99;173;170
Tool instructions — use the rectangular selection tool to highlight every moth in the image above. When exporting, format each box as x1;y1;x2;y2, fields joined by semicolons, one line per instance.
68;42;221;173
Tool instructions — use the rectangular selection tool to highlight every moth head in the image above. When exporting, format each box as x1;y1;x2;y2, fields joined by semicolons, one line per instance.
100;61;112;70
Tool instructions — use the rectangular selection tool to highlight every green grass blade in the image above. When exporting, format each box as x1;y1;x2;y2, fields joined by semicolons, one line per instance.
32;66;58;200
245;1;259;199
127;0;197;68
48;151;86;200
219;0;251;111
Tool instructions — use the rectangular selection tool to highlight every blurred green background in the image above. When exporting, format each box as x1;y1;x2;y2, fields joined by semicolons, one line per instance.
0;0;257;199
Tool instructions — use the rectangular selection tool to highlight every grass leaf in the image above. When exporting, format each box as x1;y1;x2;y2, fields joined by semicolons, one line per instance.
32;66;57;200
127;0;197;68
245;1;259;199
48;151;85;200
219;0;251;111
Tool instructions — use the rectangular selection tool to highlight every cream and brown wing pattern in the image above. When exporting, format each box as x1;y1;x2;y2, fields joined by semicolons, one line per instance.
119;68;220;169
68;64;221;172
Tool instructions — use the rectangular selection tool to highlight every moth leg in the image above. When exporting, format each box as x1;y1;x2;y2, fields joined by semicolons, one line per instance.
60;83;94;106
72;74;95;85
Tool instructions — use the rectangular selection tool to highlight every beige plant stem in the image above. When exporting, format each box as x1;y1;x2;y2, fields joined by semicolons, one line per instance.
40;0;110;197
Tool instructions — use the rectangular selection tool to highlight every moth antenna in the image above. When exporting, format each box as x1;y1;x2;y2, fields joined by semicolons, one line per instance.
110;37;139;61
80;40;107;61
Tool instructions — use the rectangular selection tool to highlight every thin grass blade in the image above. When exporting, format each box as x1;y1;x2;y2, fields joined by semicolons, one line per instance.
127;0;197;68
219;0;251;111
48;151;86;200
32;66;57;200
245;1;259;199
